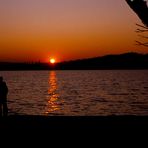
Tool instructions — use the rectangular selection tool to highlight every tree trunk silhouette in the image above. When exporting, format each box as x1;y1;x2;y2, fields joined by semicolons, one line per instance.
125;0;148;47
125;0;148;27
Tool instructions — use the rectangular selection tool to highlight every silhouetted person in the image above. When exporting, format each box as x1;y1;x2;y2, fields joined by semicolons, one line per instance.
0;76;8;117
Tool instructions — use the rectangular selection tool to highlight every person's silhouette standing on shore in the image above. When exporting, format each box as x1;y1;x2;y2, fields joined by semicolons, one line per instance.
0;76;8;117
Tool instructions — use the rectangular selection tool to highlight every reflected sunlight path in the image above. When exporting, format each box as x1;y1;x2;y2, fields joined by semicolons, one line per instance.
45;71;60;114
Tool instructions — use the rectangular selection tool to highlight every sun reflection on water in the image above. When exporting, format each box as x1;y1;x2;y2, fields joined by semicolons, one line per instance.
45;71;60;114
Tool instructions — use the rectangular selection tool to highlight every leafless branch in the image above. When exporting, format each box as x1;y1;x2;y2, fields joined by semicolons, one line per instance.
138;35;148;39
135;24;148;33
136;29;148;33
135;41;148;47
136;24;148;29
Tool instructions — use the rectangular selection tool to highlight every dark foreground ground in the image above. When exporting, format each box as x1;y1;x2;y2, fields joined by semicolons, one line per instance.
1;115;148;130
0;116;148;143
0;116;147;146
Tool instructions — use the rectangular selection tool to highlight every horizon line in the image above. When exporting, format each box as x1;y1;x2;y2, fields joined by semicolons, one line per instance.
0;51;147;64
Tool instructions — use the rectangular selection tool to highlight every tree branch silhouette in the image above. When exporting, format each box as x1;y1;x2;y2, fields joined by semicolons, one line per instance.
125;0;148;47
125;0;148;27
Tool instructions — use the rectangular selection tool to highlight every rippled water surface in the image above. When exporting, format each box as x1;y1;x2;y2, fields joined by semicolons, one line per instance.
0;70;148;116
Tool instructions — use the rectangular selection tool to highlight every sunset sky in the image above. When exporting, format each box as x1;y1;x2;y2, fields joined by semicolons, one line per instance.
0;0;147;62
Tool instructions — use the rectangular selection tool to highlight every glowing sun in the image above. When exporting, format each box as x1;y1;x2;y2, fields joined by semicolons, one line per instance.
50;58;56;64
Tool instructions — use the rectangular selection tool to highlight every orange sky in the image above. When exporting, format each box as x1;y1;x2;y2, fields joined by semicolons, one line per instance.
0;0;147;62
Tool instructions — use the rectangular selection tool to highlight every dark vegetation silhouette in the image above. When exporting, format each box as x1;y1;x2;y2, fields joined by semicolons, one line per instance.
0;62;50;71
0;77;8;117
125;0;148;47
0;52;148;70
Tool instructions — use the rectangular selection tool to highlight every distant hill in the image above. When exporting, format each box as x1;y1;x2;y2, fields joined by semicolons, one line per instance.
0;52;148;70
56;52;148;70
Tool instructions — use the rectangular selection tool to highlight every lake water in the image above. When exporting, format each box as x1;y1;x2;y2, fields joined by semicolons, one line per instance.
0;70;148;116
